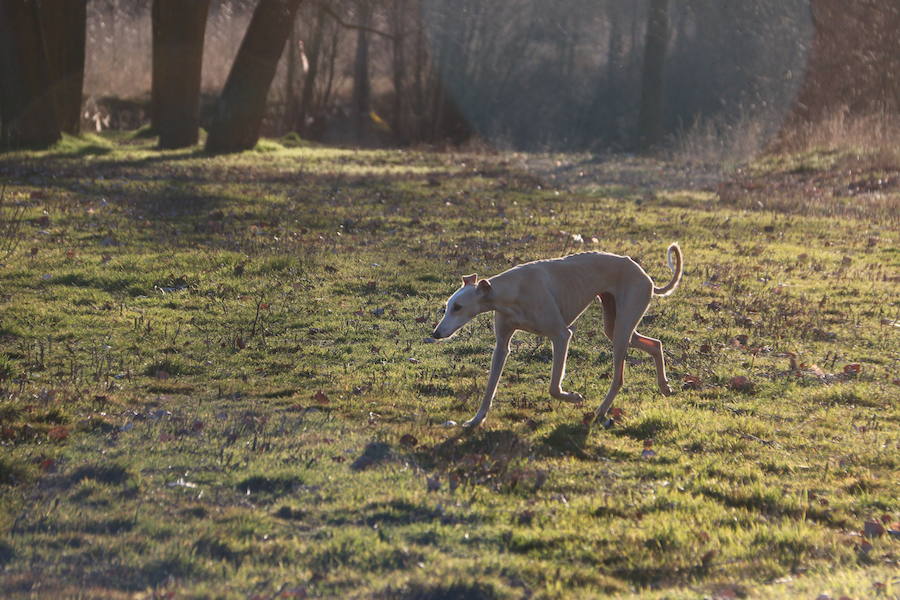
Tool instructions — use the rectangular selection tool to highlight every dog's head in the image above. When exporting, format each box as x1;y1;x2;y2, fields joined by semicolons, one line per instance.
432;274;492;339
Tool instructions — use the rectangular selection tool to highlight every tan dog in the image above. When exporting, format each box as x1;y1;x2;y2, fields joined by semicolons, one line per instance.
432;243;682;428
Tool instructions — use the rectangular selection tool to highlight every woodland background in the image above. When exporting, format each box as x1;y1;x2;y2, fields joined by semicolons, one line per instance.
1;0;899;155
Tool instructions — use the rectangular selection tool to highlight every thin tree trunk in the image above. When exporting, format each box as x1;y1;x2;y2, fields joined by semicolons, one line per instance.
351;2;371;142
637;0;669;151
154;0;210;149
285;17;298;132
39;0;86;135
150;0;162;132
0;0;61;149
390;0;407;142
320;30;338;111
298;5;324;136
206;0;304;153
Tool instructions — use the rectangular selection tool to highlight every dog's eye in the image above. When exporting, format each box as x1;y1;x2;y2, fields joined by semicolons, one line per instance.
452;303;461;312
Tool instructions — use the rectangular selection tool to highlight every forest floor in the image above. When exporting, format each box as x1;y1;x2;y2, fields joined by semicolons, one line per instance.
0;133;898;599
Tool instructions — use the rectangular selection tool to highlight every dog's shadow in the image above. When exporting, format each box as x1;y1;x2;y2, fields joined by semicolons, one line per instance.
541;423;590;458
415;428;530;471
540;422;632;461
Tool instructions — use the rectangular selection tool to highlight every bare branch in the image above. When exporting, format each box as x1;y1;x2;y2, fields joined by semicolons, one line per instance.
314;1;397;40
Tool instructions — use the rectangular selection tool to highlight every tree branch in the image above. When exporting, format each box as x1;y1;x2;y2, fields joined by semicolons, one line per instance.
314;1;397;40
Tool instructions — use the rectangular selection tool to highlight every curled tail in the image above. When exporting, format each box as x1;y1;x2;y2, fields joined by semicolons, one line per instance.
653;242;682;297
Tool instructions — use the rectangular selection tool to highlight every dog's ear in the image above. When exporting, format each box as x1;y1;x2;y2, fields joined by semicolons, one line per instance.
477;279;492;294
461;274;477;286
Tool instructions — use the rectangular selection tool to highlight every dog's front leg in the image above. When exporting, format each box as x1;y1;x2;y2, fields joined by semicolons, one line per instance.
462;317;514;428
549;328;583;404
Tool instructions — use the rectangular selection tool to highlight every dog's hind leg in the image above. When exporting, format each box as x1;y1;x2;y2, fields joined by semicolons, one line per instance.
605;292;672;396
463;315;515;428
630;332;673;395
593;288;650;422
549;328;583;403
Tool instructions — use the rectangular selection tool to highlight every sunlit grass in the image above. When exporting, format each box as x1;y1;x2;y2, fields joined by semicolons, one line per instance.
0;133;897;598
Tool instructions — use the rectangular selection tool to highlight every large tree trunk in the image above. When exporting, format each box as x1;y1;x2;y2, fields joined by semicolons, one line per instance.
39;0;86;135
0;0;61;149
637;0;669;151
206;0;304;154
152;0;210;149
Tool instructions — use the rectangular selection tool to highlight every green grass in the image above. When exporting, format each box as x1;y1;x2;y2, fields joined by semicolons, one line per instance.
0;134;897;598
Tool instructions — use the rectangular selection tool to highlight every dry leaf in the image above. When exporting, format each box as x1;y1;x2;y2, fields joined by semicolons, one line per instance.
728;375;754;392
47;426;69;441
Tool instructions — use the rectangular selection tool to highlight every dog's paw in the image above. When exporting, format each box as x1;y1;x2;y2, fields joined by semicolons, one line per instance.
461;417;483;429
561;392;584;405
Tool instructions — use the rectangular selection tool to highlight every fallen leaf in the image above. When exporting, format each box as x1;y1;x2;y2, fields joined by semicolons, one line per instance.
863;520;885;538
728;375;754;392
682;374;702;390
399;433;418;447
843;363;862;375
47;426;69;441
313;390;329;404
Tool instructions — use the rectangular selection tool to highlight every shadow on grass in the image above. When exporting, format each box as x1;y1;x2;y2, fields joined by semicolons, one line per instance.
387;581;501;600
541;423;590;458
324;498;479;528
415;429;530;471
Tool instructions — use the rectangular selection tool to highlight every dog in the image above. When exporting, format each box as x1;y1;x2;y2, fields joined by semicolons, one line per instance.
431;243;682;428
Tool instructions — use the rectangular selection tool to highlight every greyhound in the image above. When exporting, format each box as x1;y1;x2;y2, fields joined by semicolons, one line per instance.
431;243;682;428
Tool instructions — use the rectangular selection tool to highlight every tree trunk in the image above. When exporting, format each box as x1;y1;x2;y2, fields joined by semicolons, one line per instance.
351;2;372;142
39;0;86;135
0;0;60;149
285;18;299;132
153;0;210;149
637;0;669;151
390;0;407;143
206;0;304;153
780;0;900;145
150;0;161;132
298;5;324;136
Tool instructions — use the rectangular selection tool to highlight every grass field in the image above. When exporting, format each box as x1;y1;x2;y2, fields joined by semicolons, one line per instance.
0;134;898;599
